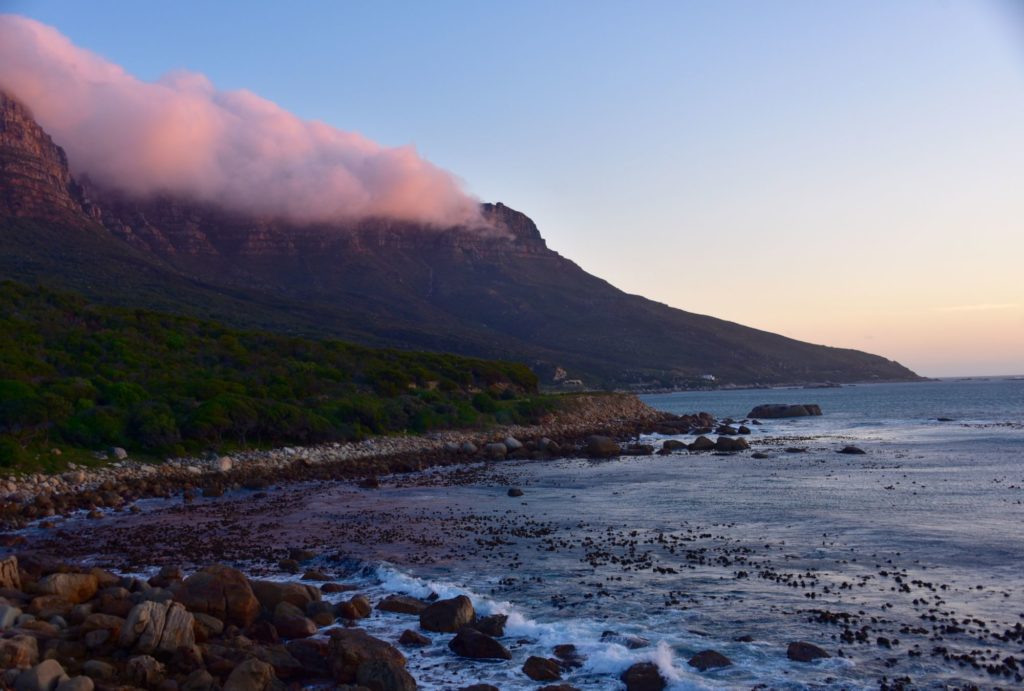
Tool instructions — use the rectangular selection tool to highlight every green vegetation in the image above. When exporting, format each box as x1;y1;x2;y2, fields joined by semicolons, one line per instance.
0;282;556;467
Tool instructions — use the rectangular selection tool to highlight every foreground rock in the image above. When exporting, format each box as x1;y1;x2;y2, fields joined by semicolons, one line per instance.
171;564;260;626
328;628;409;684
585;435;621;458
747;404;822;418
523;655;562;681
688;649;732;671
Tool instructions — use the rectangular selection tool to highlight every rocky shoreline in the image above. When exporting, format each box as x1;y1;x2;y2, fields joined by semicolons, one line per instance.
0;394;706;530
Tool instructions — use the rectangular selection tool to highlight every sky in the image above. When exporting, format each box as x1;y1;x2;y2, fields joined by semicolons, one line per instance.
2;0;1022;377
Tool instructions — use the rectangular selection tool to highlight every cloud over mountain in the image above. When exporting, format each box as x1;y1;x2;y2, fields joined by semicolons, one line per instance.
0;15;480;226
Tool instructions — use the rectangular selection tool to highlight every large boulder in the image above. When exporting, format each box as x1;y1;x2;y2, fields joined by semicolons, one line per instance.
172;564;260;627
0;635;38;669
328;628;407;684
377;594;428;615
119;601;168;654
356;658;418;691
522;656;561;681
714;436;749;452
585;436;621;458
0;555;21;590
688;436;715;452
34;573;98;605
223;658;275;691
620;662;665;691
419;595;474;633
14;660;68;691
251;580;321;611
272;602;317;639
448;628;511;660
746;404;822;419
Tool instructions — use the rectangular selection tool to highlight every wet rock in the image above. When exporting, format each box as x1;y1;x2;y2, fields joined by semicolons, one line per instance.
585;435;621;458
787;641;831;662
252;580;321;611
398;629;429;646
356;657;417;691
328;628;407;684
322;583;359;594
600;630;649;649
223;658;275;691
748;404;822;418
523;656;561;681
377;594;427;615
0;635;38;669
737;425;751;435
459;686;498;691
473;613;507;637
688;649;732;671
337;595;373;620
419;595;474;633
359;476;380;489
484;443;507;459
306;600;338;626
14;660;67;691
751;452;769;459
448;628;512;660
838;445;866;454
714;436;749;452
688;436;715;452
620;661;666;691
716;425;738;435
660;440;687;452
553;643;584;668
35;573;98;605
507;487;524;497
172;564;260;627
504;437;524;451
193;612;224;640
785;447;807;453
459;442;478;455
286;638;331;677
273;601;317;638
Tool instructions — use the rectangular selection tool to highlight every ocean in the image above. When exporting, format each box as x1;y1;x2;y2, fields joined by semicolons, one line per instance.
44;378;1024;689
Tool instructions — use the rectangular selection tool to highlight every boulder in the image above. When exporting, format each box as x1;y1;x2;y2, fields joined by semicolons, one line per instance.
355;658;417;691
224;658;275;691
585;436;620;458
448;628;512;660
787;641;830;662
14;660;67;691
522;656;561;681
215;456;233;473
715;436;749;452
109;447;128;460
0;635;38;669
688;436;715;452
172;564;260;627
398;629;429;646
484;443;507;459
119;601;168;653
459;442;478;455
328;628;407;684
838;445;866;455
273;602;317;639
0;603;22;629
688;649;732;671
337;594;373;620
377;594;428;615
34;573;98;605
251;579;321;611
419;595;474;633
716;425;738;435
157;602;196;652
0;555;21;590
620;662;666;691
55;678;93;691
286;638;331;677
600;631;649;649
507;487;524;497
751;452;770;459
660;440;687;452
181;669;217;691
746;404;822;419
473;613;507;637
504;437;524;451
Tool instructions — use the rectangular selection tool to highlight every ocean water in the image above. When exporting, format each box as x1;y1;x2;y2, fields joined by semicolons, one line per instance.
36;378;1024;689
299;378;1024;690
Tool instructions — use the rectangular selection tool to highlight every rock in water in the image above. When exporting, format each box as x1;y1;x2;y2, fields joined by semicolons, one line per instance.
838;445;866;454
398;629;430;646
356;657;418;691
507;487;524;497
448;628;512;660
688;650;732;671
746;404;822;418
419;595;474;632
620;662;666;691
377;594;428;615
688;436;715;452
787;641;831;662
585;435;621;458
523;656;562;681
172;564;260;627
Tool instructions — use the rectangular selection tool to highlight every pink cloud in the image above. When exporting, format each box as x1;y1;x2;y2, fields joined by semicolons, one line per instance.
0;14;481;226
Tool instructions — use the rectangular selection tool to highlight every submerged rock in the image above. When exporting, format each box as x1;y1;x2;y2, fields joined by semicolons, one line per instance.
787;641;831;662
688;649;732;671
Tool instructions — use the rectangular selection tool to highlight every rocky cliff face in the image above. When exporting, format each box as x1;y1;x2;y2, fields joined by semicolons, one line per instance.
0;92;85;221
0;90;921;387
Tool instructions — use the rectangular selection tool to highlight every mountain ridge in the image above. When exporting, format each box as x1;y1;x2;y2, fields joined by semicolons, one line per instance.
0;90;920;387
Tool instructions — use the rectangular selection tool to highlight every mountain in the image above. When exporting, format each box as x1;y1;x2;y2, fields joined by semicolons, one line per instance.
0;91;919;387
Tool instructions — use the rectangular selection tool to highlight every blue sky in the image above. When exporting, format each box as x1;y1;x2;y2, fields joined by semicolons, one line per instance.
5;0;1024;376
